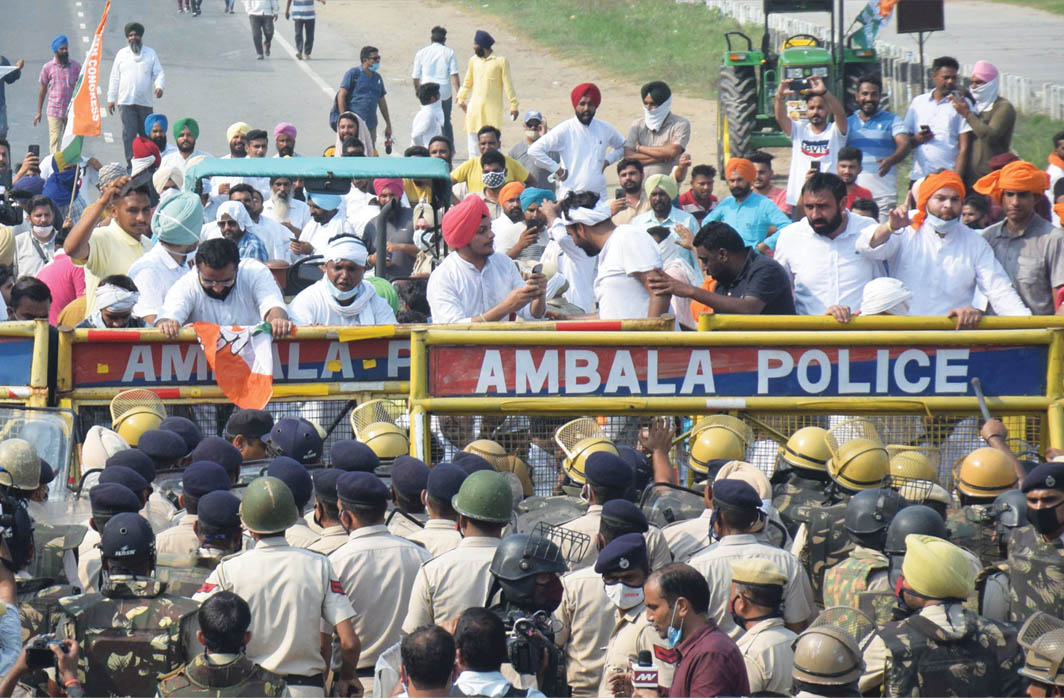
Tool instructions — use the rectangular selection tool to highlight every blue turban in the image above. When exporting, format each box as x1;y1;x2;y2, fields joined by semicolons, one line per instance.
144;113;168;135
50;35;68;53
42;157;79;207
474;30;495;49
520;187;555;211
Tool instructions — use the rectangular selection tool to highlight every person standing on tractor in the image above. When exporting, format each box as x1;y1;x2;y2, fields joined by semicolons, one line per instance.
903;56;974;188
775;76;848;212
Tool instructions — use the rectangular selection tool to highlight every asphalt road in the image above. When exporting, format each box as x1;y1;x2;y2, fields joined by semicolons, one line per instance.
2;0;425;170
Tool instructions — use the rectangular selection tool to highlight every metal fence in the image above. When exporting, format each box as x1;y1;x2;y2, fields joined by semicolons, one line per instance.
693;0;1064;119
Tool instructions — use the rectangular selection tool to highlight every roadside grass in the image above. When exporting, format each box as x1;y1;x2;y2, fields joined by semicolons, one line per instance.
982;0;1064;15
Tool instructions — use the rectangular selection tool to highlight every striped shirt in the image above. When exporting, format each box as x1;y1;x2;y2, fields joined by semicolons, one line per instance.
39;58;81;118
289;0;316;19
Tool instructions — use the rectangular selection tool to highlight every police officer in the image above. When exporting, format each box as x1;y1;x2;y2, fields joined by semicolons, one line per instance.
822;488;907;608
407;463;466;556
265;417;324;466
597;533;659;698
729;558;797;696
402;470;513;634
190;437;244;485
950;444;1020;566
688;415;753;483
79;468;150;593
1018;614;1064;698
556;499;652;697
862;534;1023;697
138;429;191;506
330;439;380;472
771;426;833;535
266;456;318;548
158;591;288;697
688;479;815;639
558;452;672;570
157;461;232;558
156;490;243;597
55;513;200;698
113;437;181;531
715;460;793;550
224;408;274;463
386;456;430;539
307;470;348;555
791;625;864;697
1008;461;1064;625
329;471;431;692
660;477;715;562
159;416;203;458
194;476;360;697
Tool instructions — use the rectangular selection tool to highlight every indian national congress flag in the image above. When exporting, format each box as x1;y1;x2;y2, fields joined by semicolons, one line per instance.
55;1;111;171
852;0;897;50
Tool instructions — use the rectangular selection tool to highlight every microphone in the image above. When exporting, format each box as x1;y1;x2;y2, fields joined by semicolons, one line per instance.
632;650;659;690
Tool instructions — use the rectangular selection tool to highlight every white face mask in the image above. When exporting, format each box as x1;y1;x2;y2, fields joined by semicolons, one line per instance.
604;582;644;610
924;211;960;234
31;225;54;240
326;277;359;301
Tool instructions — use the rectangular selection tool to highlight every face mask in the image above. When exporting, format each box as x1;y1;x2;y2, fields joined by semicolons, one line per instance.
604;582;644;610
924;211;959;234
369;62;380;72
482;171;506;189
663;602;684;648
524;129;539;141
31;225;53;240
326;277;359;301
1028;504;1064;535
730;594;778;630
892;574;918;619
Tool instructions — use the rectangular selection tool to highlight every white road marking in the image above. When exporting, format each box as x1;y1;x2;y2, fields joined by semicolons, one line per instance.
80;23;86;29
82;36;89;43
272;33;334;98
78;10;84;17
103;132;114;144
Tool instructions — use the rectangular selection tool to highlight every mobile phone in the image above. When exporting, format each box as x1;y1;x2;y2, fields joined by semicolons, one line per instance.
614;187;625;200
810;161;821;172
789;78;810;92
27;145;39;158
919;124;931;132
531;263;543;274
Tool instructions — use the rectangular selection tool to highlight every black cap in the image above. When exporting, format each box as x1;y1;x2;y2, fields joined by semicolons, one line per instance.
225;409;274;440
712;479;762;510
453;451;493;475
585;452;635;489
330;439;380;472
391;456;430;498
313;468;343;503
1022;462;1064;493
100;512;155;558
427;463;467;502
106;448;156;483
267;456;313;509
337;471;389;506
182;461;232;499
89;482;142;516
197;491;242;530
159;416;202;454
600;499;648;533
99;465;149;493
38;458;55;486
138;429;188;463
190;437;243;478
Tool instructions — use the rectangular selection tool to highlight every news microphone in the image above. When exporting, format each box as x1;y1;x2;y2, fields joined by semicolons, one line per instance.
632;650;659;689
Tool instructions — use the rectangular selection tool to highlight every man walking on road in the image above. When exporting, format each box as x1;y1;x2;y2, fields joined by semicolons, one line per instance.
412;26;460;147
457;30;518;160
35;36;79;154
337;47;392;150
285;0;324;60
0;55;23;143
247;0;279;60
107;23;165;167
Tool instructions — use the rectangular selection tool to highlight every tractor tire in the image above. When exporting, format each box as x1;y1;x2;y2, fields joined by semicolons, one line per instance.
844;62;888;115
717;64;758;172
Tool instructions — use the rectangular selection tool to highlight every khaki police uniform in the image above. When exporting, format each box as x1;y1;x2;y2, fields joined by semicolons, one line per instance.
405;518;463;557
597;602;661;697
156;514;200;558
736;617;797;695
688;534;815;639
77;526;101;594
307;525;348;556
401;536;499;634
386;509;427;540
194;535;355;697
286;519;320;549
145;492;179;533
328;524;431;671
553;566;613;696
305;510;324;535
662;509;713;562
560;505;673;570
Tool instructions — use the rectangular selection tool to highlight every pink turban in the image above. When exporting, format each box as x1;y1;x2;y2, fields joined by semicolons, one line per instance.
570;83;601;109
274;122;297;139
373;178;404;199
442;194;490;249
971;61;999;83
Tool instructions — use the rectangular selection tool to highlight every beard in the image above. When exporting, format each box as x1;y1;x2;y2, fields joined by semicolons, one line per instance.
810;209;845;236
729;184;752;199
277;145;294;157
178;140;194;155
505;207;523;223
270;192;290;219
576;111;594;126
129;40;142;54
57;53;70;65
150;136;167;151
203;285;234;301
311;210;335;225
622;180;642;194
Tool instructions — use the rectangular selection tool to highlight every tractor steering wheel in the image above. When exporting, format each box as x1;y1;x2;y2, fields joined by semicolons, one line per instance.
784;33;823;48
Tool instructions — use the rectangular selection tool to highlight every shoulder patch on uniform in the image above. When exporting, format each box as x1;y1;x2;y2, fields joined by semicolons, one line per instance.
330;580;344;594
653;644;679;665
196;582;217;594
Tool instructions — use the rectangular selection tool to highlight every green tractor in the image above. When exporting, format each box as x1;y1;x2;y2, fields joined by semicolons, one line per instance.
716;0;881;171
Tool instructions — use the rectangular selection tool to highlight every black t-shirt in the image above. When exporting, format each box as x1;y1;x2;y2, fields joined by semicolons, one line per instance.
715;248;796;314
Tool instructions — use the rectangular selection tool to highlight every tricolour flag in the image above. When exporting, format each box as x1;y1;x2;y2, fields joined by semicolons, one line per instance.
852;0;897;49
194;322;276;410
55;0;111;171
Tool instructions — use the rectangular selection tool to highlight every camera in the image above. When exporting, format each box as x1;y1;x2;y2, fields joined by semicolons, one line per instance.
0;191;23;227
505;610;564;694
789;78;811;92
26;635;69;670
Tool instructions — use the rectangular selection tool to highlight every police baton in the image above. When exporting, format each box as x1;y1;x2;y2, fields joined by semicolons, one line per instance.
971;377;992;422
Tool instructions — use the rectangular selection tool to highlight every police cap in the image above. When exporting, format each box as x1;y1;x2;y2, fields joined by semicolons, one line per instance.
585;451;634;489
330;439;380;472
600;499;648;533
100;512;155;558
38;458;54;486
594;532;648;574
313;468;343;503
159;416;202;454
336;471;389;507
266;456;313;509
712;478;762;510
197;491;242;531
190;437;243;479
730;558;787;587
225;409;274;440
1023;462;1064;493
182;461;231;499
137;429;188;464
453;451;494;475
427;463;467;502
89;482;141;516
391;456;430;498
106;448;156;483
99;465;149;493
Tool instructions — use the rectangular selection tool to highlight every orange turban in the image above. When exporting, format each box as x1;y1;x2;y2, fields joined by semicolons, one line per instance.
912;170;965;230
1055;202;1064;227
442;194;490;249
571;83;601;109
974;160;1050;204
499;181;525;205
724;158;756;184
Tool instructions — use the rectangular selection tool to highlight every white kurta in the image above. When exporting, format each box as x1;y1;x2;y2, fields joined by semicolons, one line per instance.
288;279;397;326
528;116;625;199
159;259;286;325
594;224;662;320
128;243;195;319
427;251;537;324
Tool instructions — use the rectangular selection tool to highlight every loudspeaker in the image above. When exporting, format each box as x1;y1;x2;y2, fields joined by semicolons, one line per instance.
896;0;945;33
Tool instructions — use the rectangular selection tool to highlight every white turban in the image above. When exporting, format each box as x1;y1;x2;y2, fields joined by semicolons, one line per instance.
95;284;140;312
860;277;912;316
216;200;253;231
412;200;436;228
557;199;612;227
325;235;368;266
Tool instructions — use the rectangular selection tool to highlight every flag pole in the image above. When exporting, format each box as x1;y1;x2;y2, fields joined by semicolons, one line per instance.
70;164;80;207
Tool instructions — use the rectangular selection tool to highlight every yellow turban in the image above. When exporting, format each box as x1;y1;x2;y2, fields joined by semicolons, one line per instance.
226;121;251;142
644;173;678;199
974;160;1050;204
901;534;975;600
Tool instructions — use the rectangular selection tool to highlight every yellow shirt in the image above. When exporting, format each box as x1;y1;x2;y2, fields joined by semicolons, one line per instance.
79;220;153;313
456;54;518;134
451;155;530;194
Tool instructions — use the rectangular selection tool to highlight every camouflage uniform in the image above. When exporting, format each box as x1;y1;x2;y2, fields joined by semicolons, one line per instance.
858;589;900;626
822;545;889;609
17;579;79;642
877;603;1023;697
792;501;851;605
156;549;227;598
771;474;830;537
157;653;288;697
1005;525;1064;624
55;575;200;698
946;506;1003;567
